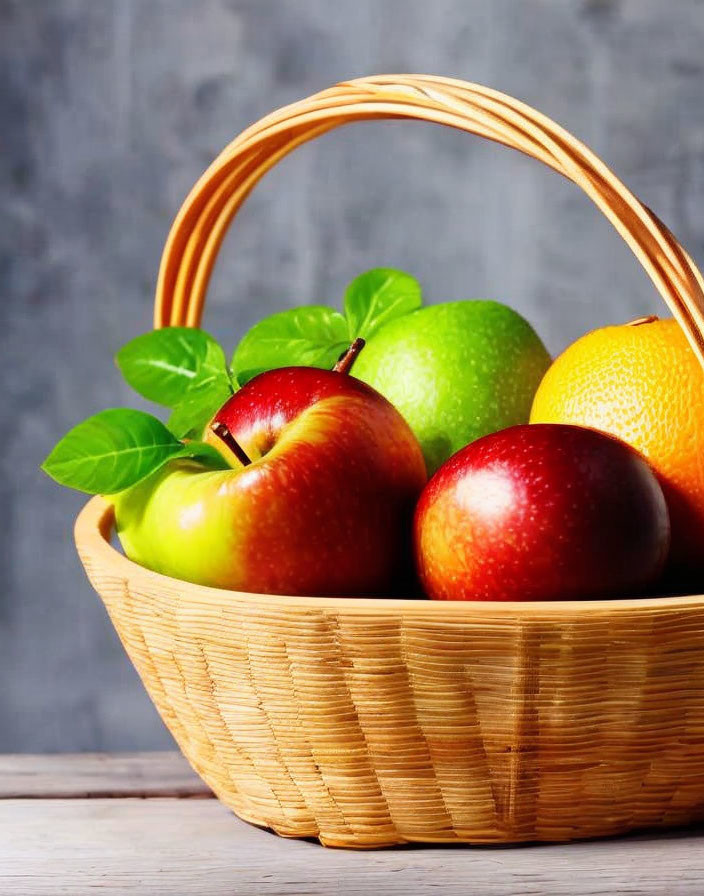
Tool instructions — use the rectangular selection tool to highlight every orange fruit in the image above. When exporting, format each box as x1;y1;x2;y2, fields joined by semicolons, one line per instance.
530;316;704;583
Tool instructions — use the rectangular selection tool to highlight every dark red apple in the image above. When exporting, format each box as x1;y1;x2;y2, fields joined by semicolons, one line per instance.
414;424;670;602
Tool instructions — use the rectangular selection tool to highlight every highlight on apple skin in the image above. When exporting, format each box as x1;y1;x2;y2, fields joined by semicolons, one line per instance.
414;424;671;602
114;365;427;597
352;300;551;475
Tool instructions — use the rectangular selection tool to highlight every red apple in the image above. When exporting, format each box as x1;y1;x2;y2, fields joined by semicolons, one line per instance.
139;347;425;596
117;351;426;596
414;424;670;602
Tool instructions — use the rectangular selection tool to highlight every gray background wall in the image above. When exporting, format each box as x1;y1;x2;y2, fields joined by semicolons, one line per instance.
2;0;704;752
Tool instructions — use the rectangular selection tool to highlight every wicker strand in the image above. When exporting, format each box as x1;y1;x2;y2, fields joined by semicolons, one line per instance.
75;497;704;847
153;75;704;368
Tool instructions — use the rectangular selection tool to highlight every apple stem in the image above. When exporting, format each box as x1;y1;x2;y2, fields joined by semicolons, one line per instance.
333;337;366;375
210;422;252;467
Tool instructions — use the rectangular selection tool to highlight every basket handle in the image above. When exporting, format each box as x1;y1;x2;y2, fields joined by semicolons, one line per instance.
154;74;704;367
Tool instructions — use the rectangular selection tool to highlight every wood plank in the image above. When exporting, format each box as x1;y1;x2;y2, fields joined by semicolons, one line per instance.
1;798;703;896
0;752;212;799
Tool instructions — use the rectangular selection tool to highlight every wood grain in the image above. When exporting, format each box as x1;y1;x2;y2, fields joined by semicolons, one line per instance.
0;752;212;800
2;796;704;895
4;754;702;895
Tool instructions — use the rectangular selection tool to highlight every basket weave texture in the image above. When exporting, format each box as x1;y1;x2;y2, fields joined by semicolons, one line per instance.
75;76;704;848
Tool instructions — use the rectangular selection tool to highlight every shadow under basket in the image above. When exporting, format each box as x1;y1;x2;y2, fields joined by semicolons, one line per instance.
75;76;704;849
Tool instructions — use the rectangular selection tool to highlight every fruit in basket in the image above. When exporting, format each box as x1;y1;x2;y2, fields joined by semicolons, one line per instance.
415;424;670;602
351;301;551;474
230;272;551;476
530;316;704;581
114;344;427;596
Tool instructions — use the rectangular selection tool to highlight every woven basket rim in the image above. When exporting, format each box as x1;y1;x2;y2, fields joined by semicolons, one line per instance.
75;495;704;617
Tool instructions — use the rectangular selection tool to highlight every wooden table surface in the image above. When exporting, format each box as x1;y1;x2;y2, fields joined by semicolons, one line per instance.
2;753;703;895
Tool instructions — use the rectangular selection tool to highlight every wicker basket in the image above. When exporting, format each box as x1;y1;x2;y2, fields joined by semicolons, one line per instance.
75;76;704;848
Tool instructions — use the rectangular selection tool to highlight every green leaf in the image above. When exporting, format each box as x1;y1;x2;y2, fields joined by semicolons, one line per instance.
116;327;228;408
200;340;233;389
344;268;422;341
168;375;235;440
175;440;231;471
232;306;349;384
42;409;183;493
41;408;229;495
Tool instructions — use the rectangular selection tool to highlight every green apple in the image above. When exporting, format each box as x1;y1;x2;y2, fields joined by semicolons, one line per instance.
351;301;551;473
